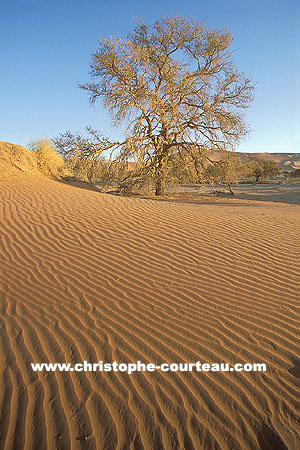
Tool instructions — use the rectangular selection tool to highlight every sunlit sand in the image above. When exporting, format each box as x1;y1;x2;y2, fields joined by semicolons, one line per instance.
0;169;299;449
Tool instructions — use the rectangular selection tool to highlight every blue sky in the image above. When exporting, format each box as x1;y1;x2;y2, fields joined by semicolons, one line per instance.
0;0;299;153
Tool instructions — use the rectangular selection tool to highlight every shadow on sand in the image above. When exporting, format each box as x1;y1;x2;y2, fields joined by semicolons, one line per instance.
58;178;300;206
256;424;288;450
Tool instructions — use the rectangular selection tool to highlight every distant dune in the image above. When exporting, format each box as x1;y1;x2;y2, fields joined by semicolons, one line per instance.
246;152;300;171
0;169;299;449
210;150;300;171
249;152;300;170
127;151;300;172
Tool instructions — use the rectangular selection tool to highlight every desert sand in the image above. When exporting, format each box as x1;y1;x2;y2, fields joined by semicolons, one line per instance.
0;174;299;450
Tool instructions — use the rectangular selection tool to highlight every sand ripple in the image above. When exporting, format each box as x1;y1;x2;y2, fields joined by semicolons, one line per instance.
0;176;299;450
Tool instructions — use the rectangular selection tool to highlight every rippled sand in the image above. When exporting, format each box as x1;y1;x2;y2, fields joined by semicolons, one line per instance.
0;175;299;450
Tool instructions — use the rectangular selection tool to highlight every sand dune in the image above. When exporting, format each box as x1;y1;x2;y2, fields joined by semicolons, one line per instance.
0;175;299;450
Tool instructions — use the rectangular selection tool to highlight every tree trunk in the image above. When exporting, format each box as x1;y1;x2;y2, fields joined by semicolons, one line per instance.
227;183;235;195
155;170;166;196
154;149;167;196
255;173;263;184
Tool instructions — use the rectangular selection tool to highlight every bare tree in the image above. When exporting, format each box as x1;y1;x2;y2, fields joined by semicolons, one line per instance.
80;15;254;195
53;128;127;185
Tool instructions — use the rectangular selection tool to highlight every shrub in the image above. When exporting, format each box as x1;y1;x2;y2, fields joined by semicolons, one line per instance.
29;138;64;176
246;157;282;183
205;153;248;194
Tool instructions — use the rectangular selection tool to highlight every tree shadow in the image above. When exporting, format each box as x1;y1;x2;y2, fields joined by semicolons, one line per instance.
288;359;300;379
157;186;300;205
58;177;103;192
223;191;300;205
174;183;300;205
56;178;300;206
256;424;288;450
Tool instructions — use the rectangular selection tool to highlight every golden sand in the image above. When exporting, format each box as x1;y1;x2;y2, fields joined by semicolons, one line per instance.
0;175;299;449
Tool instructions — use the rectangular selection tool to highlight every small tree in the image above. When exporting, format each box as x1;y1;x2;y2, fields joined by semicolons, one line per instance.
53;128;127;185
206;152;247;194
290;169;300;179
80;15;254;195
247;157;282;183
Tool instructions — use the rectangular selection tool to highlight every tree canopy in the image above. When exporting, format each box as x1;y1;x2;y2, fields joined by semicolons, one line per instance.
206;153;248;194
247;157;282;183
79;15;254;195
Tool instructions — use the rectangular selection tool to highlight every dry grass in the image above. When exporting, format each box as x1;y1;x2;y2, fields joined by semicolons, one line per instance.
29;138;64;176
